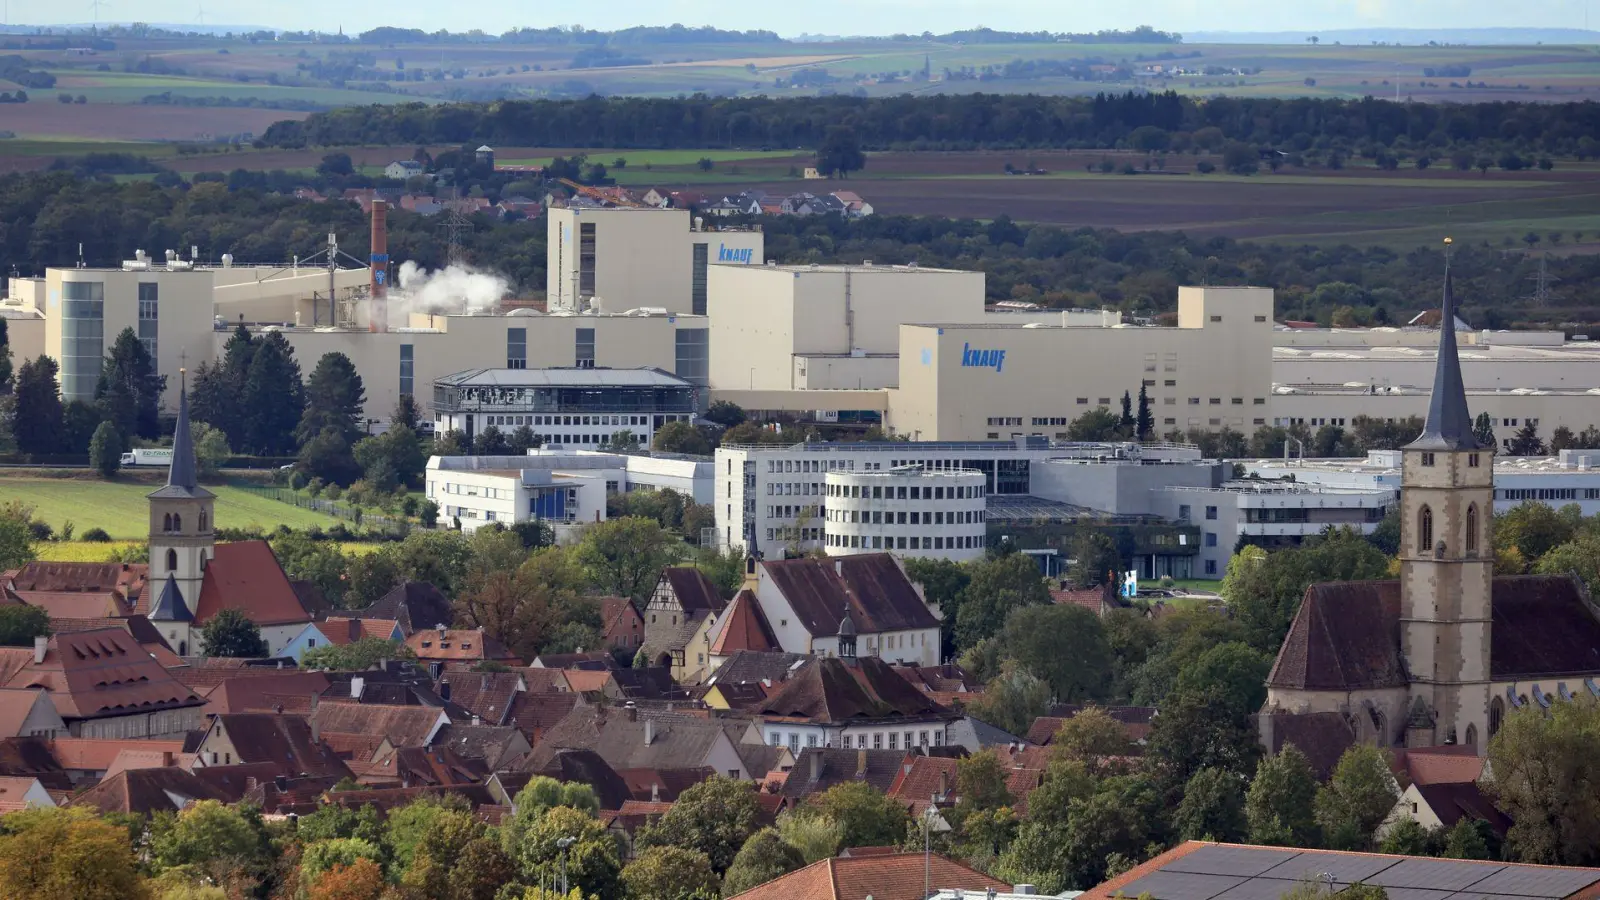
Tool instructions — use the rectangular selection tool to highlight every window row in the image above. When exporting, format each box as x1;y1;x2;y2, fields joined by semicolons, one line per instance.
828;508;985;526
828;533;982;551
828;482;983;500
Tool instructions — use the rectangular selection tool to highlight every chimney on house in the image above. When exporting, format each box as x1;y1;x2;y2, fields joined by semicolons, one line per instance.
161;751;174;767
651;782;660;803
810;749;823;783
32;636;47;665
310;718;321;744
471;715;481;727
625;702;637;722
938;769;949;799
855;749;867;778
644;717;656;746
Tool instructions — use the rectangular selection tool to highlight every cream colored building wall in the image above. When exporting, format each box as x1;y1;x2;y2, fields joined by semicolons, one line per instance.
706;265;984;393
547;207;763;315
889;287;1276;441
212;267;368;326
257;313;701;425
47;268;215;409
1269;391;1600;452
2;316;44;364
1275;328;1566;348
707;388;889;414
793;355;899;390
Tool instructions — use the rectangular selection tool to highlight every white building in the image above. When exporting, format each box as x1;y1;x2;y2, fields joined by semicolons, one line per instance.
425;450;713;535
431;367;699;450
1149;482;1397;578
384;160;424;180
753;553;943;666
1244;448;1600;517
547;207;764;316
714;437;1212;556
823;467;986;562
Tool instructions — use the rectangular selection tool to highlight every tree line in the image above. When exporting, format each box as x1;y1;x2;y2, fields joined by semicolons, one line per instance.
260;92;1600;159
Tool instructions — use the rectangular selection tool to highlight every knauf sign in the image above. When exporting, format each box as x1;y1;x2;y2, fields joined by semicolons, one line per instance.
717;245;754;263
960;344;1007;372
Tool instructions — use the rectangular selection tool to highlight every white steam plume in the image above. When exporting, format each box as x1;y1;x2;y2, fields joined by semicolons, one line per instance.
382;260;511;325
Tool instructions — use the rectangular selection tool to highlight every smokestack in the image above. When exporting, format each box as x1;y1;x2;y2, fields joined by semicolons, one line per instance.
370;199;389;333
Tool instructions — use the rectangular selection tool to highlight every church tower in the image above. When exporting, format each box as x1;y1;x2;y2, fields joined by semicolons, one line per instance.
147;370;215;656
1398;253;1495;752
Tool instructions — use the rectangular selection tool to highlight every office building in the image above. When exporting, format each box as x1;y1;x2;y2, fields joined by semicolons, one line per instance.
430;367;699;448
425;450;713;535
1149;482;1396;577
547;207;764;315
823;467;987;561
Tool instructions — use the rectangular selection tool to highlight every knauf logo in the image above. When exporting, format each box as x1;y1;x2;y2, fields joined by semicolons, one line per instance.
961;343;1006;372
717;245;753;263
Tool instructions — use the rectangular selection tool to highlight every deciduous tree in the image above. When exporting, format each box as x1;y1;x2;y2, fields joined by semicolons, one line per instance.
999;604;1112;702
1315;743;1399;850
0;604;50;646
1486;698;1600;865
1246;746;1320;847
621;846;720;900
0;807;150;900
198;609;269;658
89;420;122;477
574;517;680;602
722;829;804;897
635;776;761;873
807;781;909;849
1175;767;1248;842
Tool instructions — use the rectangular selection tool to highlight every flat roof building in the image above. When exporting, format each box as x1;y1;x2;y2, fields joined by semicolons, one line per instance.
888;287;1276;441
432;366;699;450
547;207;764;316
823;467;988;562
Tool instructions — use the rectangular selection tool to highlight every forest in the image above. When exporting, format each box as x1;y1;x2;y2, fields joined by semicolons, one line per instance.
260;92;1600;158
4;171;1598;325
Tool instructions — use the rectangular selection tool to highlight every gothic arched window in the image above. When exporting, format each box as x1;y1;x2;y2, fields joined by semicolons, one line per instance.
1465;723;1478;748
1419;505;1433;554
172;513;182;532
166;549;178;571
199;510;208;532
1466;504;1479;556
163;513;173;532
1489;697;1505;737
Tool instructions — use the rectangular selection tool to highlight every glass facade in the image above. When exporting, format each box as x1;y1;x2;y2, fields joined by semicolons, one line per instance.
399;344;414;396
137;283;158;364
691;244;709;316
675;328;709;385
507;328;527;369
578;222;596;298
575;328;595;369
61;280;105;400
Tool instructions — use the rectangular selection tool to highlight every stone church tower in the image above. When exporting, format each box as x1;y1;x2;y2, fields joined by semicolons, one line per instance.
147;371;215;656
1398;264;1494;749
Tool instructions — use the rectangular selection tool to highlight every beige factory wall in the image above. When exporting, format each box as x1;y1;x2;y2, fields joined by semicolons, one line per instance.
793;354;900;390
1273;328;1566;348
212;267;369;326
261;313;698;425
49;268;216;409
547;208;763;316
2;316;44;363
707;265;800;392
708;388;890;413
889;287;1275;441
707;265;984;393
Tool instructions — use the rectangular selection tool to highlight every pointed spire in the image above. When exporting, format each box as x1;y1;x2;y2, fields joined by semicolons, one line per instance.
150;572;193;623
1406;244;1481;452
167;368;200;490
149;368;214;501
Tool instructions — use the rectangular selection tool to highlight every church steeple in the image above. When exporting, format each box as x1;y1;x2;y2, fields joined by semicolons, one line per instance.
1406;250;1481;452
148;370;215;657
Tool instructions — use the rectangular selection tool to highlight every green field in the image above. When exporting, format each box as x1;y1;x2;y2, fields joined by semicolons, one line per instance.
500;149;800;168
2;476;343;538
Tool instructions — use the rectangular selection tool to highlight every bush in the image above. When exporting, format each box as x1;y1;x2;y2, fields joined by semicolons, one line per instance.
324;484;342;501
27;521;52;542
81;527;111;542
1195;160;1215;174
289;470;309;491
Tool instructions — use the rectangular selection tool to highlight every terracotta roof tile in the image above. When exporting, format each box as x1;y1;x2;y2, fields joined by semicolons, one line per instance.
439;671;523;725
659;568;727;615
0;689;49;738
320;617;403;645
1393;745;1484;787
50;737;185;772
6;562;147;614
563;670;616;694
203;672;330;715
69;767;229;815
519;707;727;773
1415;782;1512;837
758;657;951;723
1265;711;1356;781
710;590;778;655
195;541;311;627
0;737;72;790
507;691;580;741
322;783;497;814
311;703;448;748
5;629;203;720
726;854;1008;900
761;554;938;638
210;713;352;779
407;629;521;663
887;755;957;816
618;766;715;803
782;748;907;800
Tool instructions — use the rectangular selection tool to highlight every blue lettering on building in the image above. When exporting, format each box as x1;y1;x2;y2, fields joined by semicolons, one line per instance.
717;245;754;264
960;343;1007;373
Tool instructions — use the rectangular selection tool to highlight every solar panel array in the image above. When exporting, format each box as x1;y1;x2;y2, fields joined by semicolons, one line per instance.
1115;846;1600;900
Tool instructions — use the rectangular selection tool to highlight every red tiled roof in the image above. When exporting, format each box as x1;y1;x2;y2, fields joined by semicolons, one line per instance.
600;597;643;643
1415;781;1512;837
563;669;615;694
0;689;48;738
758;657;950;723
50;737;185;772
1265;711;1356;781
887;755;957;816
761;554;938;637
406;629;521;663
173;660;300;692
69;767;229;815
6;562;147;613
439;671;523;725
210;713;353;779
312;702;447;748
320;617;403;645
195;541;311;627
203;672;330;715
5;629;203;720
726;853;1008;900
711;590;778;655
660;568;727;615
1393;745;1484;787
322;732;385;761
506;691;579;740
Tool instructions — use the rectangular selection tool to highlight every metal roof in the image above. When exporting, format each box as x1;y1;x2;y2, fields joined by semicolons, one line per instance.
433;367;691;389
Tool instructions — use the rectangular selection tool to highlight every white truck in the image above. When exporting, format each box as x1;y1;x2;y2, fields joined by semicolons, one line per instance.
120;448;175;467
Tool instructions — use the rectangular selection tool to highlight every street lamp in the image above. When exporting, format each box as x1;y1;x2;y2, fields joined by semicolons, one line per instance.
557;836;577;896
